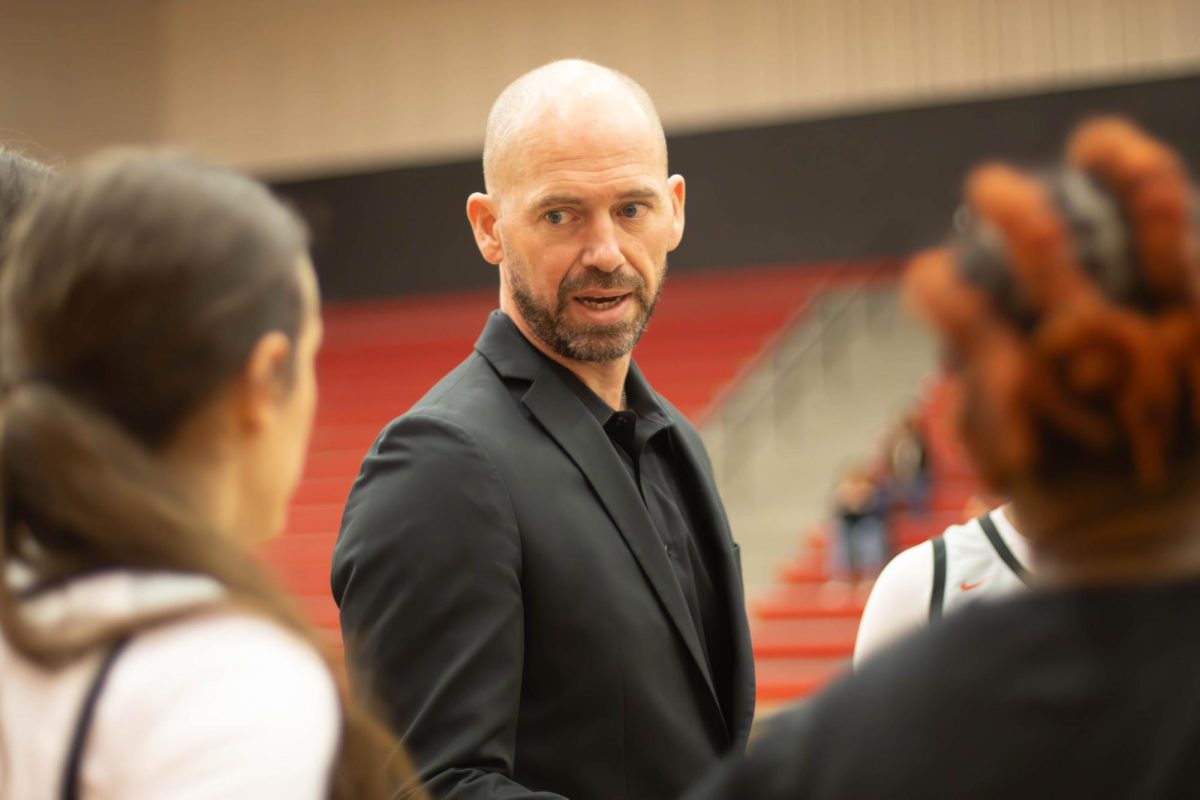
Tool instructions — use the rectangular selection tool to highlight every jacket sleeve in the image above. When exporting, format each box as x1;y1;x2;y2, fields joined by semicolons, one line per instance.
331;412;567;799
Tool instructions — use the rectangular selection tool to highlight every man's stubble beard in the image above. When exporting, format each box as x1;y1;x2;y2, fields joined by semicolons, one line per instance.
504;251;665;363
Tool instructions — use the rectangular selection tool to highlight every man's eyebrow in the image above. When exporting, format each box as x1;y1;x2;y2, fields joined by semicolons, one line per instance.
616;187;661;202
530;187;662;213
531;193;584;212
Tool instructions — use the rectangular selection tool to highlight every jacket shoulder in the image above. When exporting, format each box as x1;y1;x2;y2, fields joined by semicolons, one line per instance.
364;351;529;465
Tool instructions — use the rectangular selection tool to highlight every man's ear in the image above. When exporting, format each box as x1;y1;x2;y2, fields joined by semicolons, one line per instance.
467;193;505;265
236;331;293;433
666;174;686;251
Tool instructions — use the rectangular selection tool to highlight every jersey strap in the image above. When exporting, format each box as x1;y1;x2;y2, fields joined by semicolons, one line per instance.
929;535;947;621
977;513;1032;586
61;636;132;800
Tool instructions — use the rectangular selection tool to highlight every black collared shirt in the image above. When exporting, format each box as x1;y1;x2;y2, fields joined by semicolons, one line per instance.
548;359;735;724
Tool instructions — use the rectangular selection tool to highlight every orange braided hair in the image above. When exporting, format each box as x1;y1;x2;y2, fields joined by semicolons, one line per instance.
905;117;1199;487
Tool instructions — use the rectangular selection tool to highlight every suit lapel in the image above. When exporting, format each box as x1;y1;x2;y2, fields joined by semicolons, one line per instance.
668;424;757;743
520;373;722;708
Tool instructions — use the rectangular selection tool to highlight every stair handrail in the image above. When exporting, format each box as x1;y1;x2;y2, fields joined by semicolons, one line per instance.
703;260;898;437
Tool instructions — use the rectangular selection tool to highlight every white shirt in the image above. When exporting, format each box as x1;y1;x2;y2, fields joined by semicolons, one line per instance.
0;570;340;799
854;506;1033;667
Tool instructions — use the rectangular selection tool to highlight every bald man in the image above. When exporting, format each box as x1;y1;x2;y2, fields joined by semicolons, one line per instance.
332;60;755;799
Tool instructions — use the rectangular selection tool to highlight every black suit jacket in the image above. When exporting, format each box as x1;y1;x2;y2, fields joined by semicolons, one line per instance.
332;311;755;799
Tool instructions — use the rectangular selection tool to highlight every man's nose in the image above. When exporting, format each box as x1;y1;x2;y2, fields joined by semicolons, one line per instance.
580;215;624;273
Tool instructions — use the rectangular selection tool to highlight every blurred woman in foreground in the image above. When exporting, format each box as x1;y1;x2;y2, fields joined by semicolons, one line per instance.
685;117;1200;798
0;151;419;798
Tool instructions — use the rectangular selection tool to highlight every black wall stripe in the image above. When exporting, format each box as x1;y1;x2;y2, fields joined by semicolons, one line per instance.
271;73;1200;301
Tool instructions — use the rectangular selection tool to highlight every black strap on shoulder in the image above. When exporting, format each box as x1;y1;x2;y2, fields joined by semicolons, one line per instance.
929;536;947;622
977;513;1032;586
61;637;131;800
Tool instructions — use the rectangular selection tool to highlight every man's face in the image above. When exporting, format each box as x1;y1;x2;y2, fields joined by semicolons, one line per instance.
493;109;685;363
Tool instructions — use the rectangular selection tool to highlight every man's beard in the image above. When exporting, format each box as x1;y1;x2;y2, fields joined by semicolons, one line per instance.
506;255;664;363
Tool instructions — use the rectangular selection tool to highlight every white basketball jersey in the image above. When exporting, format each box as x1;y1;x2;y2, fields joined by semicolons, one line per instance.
930;508;1031;620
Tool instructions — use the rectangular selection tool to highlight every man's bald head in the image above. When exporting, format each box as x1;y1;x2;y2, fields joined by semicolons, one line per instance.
482;59;667;196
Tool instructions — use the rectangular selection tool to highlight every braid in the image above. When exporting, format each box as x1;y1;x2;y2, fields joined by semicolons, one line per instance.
905;249;1037;478
1068;118;1197;306
907;116;1199;487
1072;118;1200;439
1158;309;1200;431
965;163;1093;313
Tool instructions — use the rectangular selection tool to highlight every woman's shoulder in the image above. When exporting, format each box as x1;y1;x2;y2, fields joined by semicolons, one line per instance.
108;609;338;723
91;607;341;796
853;539;934;665
130;609;331;674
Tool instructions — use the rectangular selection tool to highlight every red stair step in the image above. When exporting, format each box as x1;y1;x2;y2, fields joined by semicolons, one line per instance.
755;583;866;619
293;476;356;506
274;564;334;595
755;656;850;702
302;449;369;480
283;504;344;536
259;532;338;564
752;617;860;659
292;593;340;629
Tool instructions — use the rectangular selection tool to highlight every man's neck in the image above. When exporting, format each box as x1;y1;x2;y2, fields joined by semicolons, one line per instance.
507;312;630;410
564;358;630;411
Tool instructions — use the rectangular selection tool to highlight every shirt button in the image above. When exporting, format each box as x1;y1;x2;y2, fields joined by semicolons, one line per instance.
664;544;675;557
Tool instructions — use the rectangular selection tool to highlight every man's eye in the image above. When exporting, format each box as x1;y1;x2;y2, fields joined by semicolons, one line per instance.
619;203;646;219
546;210;568;225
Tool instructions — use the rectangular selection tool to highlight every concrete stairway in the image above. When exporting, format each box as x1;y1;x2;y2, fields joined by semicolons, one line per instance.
701;281;938;710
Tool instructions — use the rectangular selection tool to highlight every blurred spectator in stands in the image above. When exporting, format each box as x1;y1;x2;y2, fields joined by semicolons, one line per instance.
879;409;931;512
0;151;418;799
685;117;1200;798
822;461;889;605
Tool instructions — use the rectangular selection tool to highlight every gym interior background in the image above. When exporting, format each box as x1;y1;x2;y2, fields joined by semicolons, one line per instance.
4;0;1198;707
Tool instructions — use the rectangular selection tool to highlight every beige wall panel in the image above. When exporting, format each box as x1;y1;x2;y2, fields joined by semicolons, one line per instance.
147;0;1200;175
921;0;988;94
988;0;1041;84
0;0;161;164
1153;0;1200;69
1178;0;1200;62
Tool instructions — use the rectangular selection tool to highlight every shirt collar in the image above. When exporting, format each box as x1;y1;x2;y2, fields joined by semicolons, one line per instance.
480;310;673;429
546;354;672;431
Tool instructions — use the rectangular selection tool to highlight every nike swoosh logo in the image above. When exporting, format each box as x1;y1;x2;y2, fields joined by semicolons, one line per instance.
960;579;985;591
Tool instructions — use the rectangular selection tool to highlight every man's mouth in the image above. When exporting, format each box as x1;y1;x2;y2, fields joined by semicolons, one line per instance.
575;293;631;310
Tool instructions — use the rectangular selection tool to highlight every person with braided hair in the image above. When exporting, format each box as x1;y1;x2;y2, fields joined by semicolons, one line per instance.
683;117;1200;799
